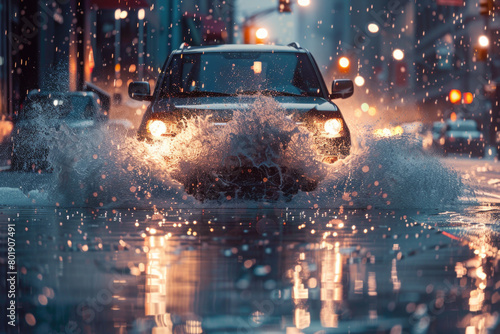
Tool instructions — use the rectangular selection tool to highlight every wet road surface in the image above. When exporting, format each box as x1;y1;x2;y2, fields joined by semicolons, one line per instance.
1;204;499;334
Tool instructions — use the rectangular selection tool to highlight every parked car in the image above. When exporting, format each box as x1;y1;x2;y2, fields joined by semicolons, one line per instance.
128;43;353;199
11;91;109;171
429;121;447;150
439;119;484;156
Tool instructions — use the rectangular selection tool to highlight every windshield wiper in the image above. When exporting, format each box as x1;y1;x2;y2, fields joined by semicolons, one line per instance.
236;89;304;97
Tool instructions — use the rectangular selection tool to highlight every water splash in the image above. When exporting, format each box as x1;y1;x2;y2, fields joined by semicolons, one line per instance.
160;97;326;201
5;97;467;209
291;132;466;209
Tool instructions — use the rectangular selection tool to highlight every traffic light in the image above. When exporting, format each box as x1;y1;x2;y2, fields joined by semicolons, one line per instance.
449;89;461;104
464;92;474;104
479;0;493;16
279;0;292;13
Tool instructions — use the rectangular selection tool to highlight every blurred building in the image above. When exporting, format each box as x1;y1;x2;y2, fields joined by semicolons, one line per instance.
0;0;235;118
295;0;499;126
0;1;11;118
91;0;235;95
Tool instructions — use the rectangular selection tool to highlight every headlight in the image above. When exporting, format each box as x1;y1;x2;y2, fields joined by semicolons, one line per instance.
147;120;168;137
324;118;343;136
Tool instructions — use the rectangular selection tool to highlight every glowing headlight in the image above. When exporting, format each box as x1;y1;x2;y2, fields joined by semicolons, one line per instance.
324;118;343;136
147;120;168;137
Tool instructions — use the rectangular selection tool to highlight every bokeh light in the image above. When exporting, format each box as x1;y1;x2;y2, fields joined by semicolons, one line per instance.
338;57;350;69
449;89;461;104
392;49;404;61
478;35;489;47
255;28;269;40
354;76;365;87
367;23;379;34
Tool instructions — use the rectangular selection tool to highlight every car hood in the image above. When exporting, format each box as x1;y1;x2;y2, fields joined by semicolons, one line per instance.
151;96;341;122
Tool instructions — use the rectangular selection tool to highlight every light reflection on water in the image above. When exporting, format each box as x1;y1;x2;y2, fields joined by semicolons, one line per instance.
1;206;499;333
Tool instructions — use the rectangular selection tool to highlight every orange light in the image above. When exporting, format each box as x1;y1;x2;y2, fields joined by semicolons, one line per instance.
450;112;457;122
338;57;350;69
449;89;461;104
255;28;268;40
464;92;473;104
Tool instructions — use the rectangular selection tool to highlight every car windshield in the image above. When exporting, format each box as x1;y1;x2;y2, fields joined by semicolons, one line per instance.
161;52;324;97
19;95;73;120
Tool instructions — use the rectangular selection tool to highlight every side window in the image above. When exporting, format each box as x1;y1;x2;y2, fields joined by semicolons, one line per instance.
182;60;197;92
161;54;200;95
292;55;321;95
162;56;182;96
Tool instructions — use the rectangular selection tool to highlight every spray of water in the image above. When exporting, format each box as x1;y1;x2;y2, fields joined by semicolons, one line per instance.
156;97;326;201
290;131;466;209
5;96;467;209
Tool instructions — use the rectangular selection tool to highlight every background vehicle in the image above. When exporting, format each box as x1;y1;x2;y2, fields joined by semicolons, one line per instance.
128;43;353;200
11;91;108;171
438;119;484;157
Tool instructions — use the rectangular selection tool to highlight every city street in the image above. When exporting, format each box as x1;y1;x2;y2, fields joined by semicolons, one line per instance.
1;0;500;333
1;147;500;333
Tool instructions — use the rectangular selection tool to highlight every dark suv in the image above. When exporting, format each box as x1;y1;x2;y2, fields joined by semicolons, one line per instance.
129;43;353;200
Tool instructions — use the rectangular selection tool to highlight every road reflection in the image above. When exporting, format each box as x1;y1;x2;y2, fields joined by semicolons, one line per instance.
3;206;499;333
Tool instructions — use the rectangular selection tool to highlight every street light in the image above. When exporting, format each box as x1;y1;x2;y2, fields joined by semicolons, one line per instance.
392;49;404;61
367;23;379;34
138;8;145;20
297;0;311;6
255;28;269;40
354;75;365;87
338;57;350;69
478;35;489;47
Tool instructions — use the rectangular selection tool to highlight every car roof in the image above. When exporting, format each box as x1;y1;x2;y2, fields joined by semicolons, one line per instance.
171;43;308;55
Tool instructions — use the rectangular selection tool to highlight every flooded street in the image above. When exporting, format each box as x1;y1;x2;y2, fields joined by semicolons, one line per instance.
1;115;499;334
2;198;499;333
1;126;500;333
2;0;500;331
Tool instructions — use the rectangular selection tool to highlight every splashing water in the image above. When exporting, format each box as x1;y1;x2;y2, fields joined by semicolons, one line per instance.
11;96;466;209
291;133;466;209
158;98;326;201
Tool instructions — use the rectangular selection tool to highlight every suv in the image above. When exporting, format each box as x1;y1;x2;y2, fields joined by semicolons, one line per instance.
129;43;353;200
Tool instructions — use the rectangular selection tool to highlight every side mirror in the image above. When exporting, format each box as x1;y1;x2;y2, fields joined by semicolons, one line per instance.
128;81;153;101
330;79;354;99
